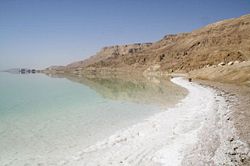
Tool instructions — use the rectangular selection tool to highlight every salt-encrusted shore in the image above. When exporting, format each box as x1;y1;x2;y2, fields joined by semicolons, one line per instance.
182;80;250;166
54;77;249;166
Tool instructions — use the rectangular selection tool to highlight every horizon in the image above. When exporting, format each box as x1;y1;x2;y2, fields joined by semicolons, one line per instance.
1;0;250;70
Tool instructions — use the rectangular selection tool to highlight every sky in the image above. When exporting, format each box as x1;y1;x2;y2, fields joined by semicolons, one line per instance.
0;0;250;70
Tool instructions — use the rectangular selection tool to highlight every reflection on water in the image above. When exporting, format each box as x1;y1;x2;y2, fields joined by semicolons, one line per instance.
45;73;188;107
0;72;188;165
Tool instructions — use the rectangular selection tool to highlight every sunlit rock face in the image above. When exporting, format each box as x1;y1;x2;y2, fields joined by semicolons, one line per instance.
44;14;250;75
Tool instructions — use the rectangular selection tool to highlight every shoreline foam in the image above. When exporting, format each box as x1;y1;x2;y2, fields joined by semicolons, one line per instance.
60;77;221;166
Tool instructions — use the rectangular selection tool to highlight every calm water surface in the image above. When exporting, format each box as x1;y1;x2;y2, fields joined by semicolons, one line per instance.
0;72;187;165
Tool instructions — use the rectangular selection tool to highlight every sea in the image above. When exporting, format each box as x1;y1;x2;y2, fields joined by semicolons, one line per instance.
0;72;187;165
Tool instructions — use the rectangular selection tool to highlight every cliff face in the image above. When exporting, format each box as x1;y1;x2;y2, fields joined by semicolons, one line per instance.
65;43;152;69
46;14;250;77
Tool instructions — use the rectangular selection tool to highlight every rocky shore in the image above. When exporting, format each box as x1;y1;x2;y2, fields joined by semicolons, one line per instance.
182;79;250;165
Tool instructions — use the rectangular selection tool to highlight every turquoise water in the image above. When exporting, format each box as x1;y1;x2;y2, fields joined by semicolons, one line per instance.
0;72;186;165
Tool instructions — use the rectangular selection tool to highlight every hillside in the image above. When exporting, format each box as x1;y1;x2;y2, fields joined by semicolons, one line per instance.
44;14;250;84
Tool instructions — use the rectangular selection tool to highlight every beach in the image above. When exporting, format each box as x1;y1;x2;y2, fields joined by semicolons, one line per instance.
1;74;249;165
183;80;250;166
51;77;248;166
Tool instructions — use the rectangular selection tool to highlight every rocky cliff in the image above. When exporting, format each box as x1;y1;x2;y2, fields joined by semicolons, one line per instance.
66;43;153;69
44;14;250;84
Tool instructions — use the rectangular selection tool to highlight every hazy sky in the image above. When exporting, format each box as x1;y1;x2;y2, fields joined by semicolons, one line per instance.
0;0;250;69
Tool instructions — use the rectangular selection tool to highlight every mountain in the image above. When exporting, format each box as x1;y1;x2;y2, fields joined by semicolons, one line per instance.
44;14;250;84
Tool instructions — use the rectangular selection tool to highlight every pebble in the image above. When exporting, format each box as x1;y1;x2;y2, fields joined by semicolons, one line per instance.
230;152;237;155
229;137;234;142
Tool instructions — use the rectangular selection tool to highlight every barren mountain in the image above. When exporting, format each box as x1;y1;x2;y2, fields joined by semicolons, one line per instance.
44;14;250;84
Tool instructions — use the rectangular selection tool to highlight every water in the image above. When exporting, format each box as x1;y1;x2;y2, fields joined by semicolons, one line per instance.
0;72;187;165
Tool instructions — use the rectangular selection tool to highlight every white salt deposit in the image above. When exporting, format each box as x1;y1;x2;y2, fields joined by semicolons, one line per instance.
61;77;218;166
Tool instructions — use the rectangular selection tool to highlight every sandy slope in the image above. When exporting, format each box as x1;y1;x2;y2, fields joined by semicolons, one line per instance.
189;61;250;86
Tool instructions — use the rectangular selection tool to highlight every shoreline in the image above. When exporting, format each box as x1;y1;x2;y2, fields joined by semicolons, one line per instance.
58;77;228;166
187;80;250;165
6;75;248;165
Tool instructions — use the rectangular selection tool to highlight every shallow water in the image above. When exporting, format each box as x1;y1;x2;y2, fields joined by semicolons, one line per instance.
0;72;186;165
